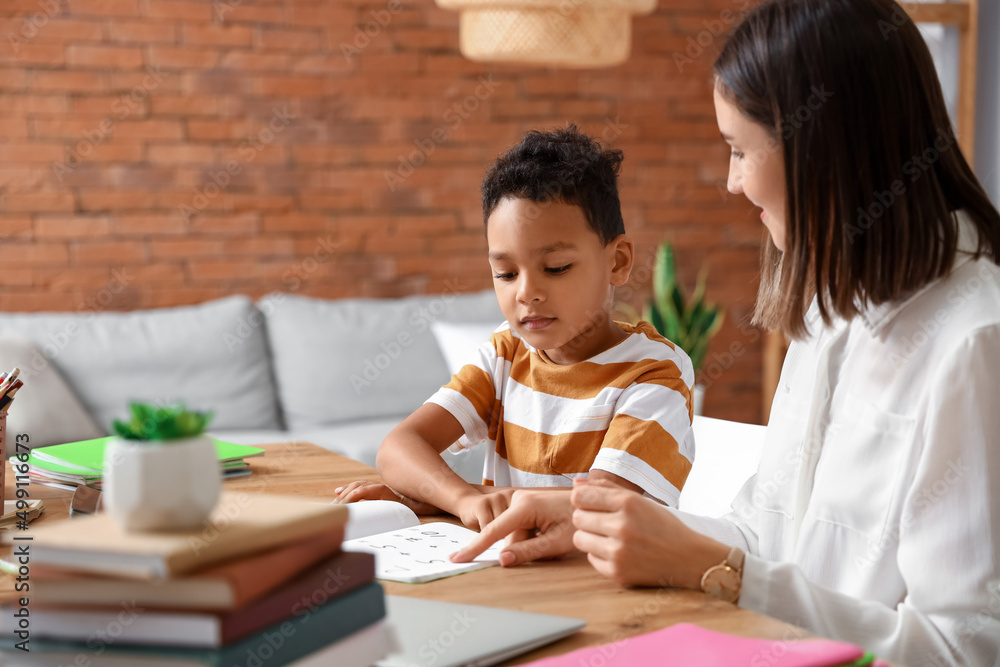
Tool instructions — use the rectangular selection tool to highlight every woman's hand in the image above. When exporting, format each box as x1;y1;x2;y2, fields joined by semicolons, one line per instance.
454;488;513;530
332;480;441;515
570;478;728;589
450;489;576;566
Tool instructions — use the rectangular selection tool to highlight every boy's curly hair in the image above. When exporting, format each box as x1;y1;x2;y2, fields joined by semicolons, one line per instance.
481;125;625;245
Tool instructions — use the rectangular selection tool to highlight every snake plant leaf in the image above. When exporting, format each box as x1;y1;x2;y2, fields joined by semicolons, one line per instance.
641;241;724;374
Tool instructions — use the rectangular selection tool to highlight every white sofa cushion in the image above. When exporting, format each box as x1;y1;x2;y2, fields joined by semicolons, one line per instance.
430;320;501;375
0;296;282;433
264;290;503;429
0;333;106;448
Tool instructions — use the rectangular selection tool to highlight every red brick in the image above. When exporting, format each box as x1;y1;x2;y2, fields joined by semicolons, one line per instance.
290;56;354;75
32;116;112;138
0;143;65;163
72;240;147;263
9;44;66;66
67;44;144;68
112;214;187;235
392;29;455;51
74;141;145;163
150;94;223;116
105;68;177;94
0;68;28;90
106;20;179;44
0;243;70;266
6;18;103;43
147;144;217;164
130;263;186;283
187;212;259;234
31;70;104;93
68;0;140;17
143;0;211;21
286;5;355;27
114;120;183;139
0;191;75;212
219;51;292;71
256;75;327;98
0;94;67;114
0;292;77;311
0;117;29;139
78;189;149;211
149;239;225;259
216;4;286;23
298;190;366;210
225;237;296;257
147;47;221;70
35;215;110;238
255;27;322;53
231;195;296;213
261;214;326;233
0;216;33;239
188;260;286;282
182;24;253;47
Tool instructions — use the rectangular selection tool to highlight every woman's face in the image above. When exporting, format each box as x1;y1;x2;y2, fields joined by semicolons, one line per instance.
713;86;788;252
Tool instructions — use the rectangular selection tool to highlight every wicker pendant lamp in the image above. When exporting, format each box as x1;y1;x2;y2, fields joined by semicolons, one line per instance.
434;0;656;67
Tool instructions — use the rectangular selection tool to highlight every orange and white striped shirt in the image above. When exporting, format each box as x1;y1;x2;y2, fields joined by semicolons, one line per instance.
426;321;695;506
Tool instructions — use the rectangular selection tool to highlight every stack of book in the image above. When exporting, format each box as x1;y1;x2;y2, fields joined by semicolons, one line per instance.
0;492;392;666
27;436;265;490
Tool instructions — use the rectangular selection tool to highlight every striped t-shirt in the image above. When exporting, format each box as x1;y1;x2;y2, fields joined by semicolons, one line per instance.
426;321;695;506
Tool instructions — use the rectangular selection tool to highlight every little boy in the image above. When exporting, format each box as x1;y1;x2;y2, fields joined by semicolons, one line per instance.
334;125;695;530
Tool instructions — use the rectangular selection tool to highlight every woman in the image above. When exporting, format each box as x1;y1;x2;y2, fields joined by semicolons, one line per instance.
451;0;1000;664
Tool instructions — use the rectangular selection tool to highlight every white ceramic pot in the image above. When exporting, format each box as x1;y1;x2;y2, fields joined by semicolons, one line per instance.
104;435;221;532
693;384;706;416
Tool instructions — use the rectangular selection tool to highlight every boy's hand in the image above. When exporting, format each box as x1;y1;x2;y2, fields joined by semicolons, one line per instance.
455;489;513;530
332;480;440;515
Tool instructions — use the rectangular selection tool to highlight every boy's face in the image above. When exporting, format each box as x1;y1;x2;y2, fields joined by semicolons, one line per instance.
486;197;632;365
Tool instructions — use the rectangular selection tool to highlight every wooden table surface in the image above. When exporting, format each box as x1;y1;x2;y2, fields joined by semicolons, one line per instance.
3;442;830;665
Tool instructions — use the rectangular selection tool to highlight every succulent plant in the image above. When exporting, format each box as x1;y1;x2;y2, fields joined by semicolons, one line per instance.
639;242;724;373
113;402;214;442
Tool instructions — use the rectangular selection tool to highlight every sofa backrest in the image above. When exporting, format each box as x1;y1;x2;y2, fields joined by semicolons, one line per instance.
0;296;282;437
262;289;503;430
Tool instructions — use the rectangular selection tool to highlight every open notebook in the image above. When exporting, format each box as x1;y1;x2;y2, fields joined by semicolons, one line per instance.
340;500;503;584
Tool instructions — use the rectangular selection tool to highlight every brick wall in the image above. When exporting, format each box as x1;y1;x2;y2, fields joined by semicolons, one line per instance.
0;0;766;423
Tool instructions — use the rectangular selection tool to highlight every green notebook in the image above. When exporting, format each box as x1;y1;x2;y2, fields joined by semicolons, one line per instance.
29;436;265;475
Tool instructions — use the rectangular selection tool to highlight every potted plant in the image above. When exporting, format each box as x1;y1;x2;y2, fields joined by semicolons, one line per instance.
103;402;219;532
621;242;724;415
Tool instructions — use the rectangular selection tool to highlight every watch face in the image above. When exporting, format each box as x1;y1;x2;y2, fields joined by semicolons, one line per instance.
702;566;741;603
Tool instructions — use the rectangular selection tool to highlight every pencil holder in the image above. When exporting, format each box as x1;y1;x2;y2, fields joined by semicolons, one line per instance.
0;412;7;503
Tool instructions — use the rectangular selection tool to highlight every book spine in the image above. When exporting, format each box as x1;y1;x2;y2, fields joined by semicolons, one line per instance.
219;551;376;645
216;581;385;667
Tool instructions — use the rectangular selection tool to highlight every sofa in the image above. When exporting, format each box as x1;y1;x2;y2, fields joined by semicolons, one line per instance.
0;290;505;483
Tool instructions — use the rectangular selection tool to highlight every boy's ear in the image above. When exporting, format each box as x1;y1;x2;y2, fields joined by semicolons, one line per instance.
608;235;633;286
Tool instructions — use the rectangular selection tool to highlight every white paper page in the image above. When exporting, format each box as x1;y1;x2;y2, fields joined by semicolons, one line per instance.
342;500;421;541
342;521;503;584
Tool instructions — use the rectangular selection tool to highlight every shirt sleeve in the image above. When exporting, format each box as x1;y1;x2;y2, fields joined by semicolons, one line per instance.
591;362;694;507
676;325;1000;666
424;332;503;451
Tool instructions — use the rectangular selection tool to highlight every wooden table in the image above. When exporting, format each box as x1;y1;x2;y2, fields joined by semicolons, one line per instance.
4;442;815;665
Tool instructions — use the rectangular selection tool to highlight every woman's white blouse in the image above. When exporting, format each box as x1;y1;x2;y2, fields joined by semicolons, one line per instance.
674;217;1000;666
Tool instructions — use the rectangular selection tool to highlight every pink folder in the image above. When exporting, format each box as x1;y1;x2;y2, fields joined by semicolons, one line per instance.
522;623;889;666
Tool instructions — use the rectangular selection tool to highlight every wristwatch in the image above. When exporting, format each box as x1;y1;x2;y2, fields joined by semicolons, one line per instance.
700;546;745;603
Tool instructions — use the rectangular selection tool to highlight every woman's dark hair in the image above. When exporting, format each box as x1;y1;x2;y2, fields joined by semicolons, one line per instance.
481;125;625;244
715;0;1000;338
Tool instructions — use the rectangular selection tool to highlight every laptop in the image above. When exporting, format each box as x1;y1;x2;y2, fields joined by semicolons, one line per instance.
377;595;586;667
